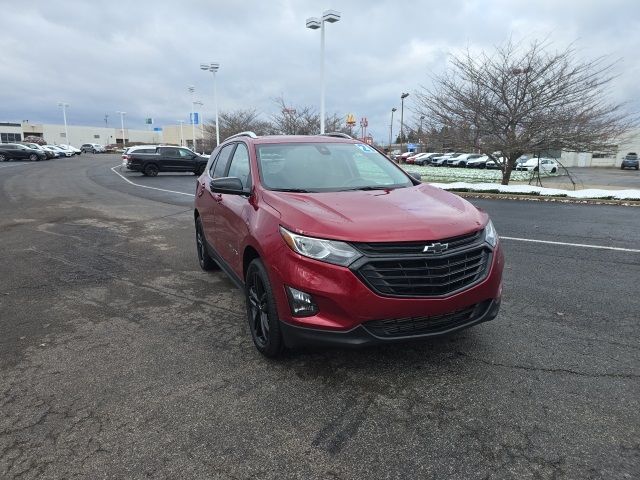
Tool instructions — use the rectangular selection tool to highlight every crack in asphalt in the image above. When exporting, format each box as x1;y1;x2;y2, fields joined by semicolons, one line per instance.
457;351;640;379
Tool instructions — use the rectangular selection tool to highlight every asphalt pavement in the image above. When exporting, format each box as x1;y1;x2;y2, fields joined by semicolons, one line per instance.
1;154;638;479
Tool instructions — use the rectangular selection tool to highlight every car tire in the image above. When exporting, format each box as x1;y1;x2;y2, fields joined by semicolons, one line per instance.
245;258;284;358
533;167;539;172
0;154;6;162
551;167;557;173
143;163;159;177
29;154;38;162
195;217;218;271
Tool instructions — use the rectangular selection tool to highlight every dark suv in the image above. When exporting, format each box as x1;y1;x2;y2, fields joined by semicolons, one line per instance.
0;143;48;162
194;132;504;357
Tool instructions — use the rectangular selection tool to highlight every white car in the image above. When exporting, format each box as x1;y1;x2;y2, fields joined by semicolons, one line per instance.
58;144;82;155
448;153;484;167
466;155;490;168
49;145;74;157
515;157;559;173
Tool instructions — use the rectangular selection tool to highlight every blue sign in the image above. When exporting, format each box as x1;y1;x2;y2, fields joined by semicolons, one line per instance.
407;143;417;151
153;127;162;132
189;112;200;125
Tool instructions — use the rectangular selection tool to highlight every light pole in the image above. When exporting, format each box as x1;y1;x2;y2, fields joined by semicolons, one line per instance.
116;111;126;148
389;107;397;152
200;62;220;147
419;115;425;152
188;86;197;150
305;10;341;134
58;102;69;145
400;93;409;156
177;120;185;146
194;100;203;152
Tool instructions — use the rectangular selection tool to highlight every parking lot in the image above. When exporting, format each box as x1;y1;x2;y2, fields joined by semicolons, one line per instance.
1;154;639;479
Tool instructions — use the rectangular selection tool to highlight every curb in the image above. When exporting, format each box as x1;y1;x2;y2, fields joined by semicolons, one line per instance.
448;190;640;206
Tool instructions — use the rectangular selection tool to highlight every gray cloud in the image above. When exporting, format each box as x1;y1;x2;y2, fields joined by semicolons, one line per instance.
2;0;638;142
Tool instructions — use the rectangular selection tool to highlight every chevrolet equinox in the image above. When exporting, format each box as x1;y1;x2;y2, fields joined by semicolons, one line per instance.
194;132;504;357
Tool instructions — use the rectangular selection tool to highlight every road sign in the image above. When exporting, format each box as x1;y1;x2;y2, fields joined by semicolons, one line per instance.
153;127;162;132
408;143;416;151
189;112;200;125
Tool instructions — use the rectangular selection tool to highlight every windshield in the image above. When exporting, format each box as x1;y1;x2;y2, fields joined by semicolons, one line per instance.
256;142;413;192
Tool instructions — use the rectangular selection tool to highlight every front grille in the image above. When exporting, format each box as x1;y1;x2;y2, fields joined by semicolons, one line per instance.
356;246;491;297
363;301;489;338
352;230;482;256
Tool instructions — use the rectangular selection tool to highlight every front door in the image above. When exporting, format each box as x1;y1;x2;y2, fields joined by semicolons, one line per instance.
214;143;253;277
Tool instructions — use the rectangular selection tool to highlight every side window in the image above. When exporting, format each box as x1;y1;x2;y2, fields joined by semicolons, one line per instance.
211;144;235;178
227;143;251;190
178;148;193;157
163;147;179;156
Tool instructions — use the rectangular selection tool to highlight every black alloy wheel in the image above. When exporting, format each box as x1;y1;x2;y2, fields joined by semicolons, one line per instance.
29;154;38;161
0;154;6;162
245;258;284;358
195;217;217;271
144;163;159;176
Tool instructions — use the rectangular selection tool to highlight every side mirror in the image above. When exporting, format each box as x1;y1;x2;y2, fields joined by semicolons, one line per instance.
408;171;422;181
210;176;245;195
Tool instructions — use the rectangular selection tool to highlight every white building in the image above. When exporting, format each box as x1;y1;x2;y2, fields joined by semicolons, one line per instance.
2;121;162;146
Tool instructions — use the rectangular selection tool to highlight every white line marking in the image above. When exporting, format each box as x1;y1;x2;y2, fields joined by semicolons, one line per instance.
501;236;640;253
0;163;30;169
110;165;195;197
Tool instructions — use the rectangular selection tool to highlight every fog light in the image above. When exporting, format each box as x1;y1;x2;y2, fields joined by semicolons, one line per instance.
285;286;318;317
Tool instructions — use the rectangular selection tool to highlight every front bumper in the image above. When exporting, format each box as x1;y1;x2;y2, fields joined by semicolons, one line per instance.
281;298;501;348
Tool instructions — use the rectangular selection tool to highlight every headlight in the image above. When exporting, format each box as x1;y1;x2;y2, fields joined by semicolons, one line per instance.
280;226;361;267
484;219;498;247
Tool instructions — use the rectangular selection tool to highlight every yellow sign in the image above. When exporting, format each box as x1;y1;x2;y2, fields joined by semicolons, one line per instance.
346;113;356;126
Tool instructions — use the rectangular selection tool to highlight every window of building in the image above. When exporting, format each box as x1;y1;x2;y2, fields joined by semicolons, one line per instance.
1;133;22;143
94;135;100;139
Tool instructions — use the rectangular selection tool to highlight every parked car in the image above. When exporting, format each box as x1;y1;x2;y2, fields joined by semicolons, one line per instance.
57;144;82;155
194;132;504;357
466;155;489;168
448;153;484;167
48;145;74;157
515;157;559;173
122;145;158;162
19;142;55;159
431;152;461;166
0;143;48;162
621;153;639;170
397;151;416;163
124;146;208;176
41;145;62;158
81;143;106;153
415;153;443;166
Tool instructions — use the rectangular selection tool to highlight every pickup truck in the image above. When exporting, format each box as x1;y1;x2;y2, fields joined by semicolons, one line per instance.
124;146;208;176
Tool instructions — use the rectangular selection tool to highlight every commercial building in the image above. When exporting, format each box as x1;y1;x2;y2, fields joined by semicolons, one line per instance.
1;121;162;146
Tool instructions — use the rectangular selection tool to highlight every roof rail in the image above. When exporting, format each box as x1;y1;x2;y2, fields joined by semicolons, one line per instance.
320;132;353;139
224;131;258;141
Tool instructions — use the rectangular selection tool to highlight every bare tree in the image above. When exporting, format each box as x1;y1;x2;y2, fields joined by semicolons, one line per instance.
203;108;273;151
271;96;350;136
416;39;635;184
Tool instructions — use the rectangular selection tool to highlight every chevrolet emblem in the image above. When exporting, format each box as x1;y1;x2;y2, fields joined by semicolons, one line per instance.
423;242;448;253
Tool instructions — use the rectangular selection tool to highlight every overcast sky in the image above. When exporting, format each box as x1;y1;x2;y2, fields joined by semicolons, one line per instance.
1;0;639;141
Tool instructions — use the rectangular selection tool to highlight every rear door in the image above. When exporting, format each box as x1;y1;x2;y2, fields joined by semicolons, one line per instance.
158;147;181;170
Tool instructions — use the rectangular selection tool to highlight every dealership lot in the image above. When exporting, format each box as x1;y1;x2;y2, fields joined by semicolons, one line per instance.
1;155;638;478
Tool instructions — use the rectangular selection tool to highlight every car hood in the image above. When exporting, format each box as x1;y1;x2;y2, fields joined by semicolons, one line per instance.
261;184;487;242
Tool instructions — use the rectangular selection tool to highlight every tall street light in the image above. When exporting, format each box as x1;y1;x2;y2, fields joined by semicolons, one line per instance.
419;115;425;152
177;120;185;146
116;111;127;148
188;86;196;150
389;107;397;152
58;102;69;145
306;10;341;134
200;62;220;147
400;93;409;156
194;100;203;153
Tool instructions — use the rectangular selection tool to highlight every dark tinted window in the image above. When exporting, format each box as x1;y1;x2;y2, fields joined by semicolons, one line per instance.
211;144;235;178
227;143;251;189
162;147;179;156
178;148;194;158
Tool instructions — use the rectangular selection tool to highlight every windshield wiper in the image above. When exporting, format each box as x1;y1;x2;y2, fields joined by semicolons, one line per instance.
341;185;398;191
271;188;315;193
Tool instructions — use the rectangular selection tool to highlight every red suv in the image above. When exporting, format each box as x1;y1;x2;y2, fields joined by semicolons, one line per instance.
194;132;504;357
